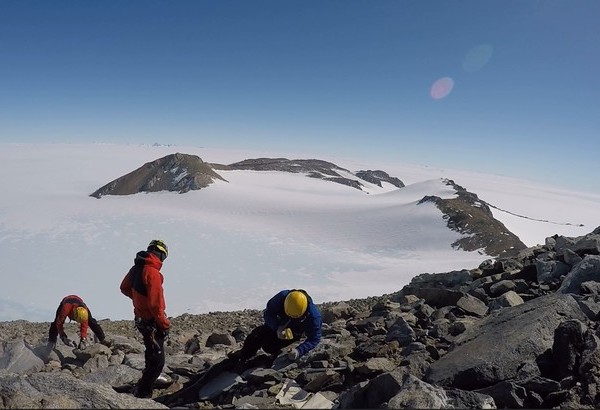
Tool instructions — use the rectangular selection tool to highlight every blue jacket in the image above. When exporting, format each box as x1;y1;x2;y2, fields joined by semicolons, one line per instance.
263;290;322;357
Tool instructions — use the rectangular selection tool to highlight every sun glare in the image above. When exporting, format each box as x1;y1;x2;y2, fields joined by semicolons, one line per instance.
430;77;454;100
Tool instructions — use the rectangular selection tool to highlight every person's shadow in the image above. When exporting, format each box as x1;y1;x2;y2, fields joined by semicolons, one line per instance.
31;343;80;366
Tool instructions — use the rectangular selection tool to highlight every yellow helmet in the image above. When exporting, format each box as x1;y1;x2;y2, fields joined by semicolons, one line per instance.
73;306;88;323
148;239;168;258
284;290;308;318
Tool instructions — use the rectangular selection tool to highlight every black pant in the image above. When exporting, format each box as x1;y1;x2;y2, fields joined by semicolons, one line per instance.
135;319;166;396
48;309;106;343
238;324;296;361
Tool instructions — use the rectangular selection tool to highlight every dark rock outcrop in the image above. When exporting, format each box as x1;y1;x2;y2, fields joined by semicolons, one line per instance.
224;158;405;192
419;179;527;258
90;153;227;198
354;170;405;189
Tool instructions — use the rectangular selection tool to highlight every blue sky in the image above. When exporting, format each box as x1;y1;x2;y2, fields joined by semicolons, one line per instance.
1;1;599;193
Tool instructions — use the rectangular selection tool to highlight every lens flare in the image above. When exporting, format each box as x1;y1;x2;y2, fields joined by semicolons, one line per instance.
430;77;454;100
463;44;493;72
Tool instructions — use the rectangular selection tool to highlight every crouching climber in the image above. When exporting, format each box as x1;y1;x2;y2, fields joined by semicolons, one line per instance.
47;294;107;350
154;289;321;408
229;289;322;364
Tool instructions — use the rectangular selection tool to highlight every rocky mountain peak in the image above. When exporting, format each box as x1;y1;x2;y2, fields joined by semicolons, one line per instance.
90;153;227;198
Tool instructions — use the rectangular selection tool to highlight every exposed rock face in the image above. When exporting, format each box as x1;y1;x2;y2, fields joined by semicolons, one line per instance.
2;226;600;408
419;179;527;258
90;153;227;198
350;170;405;189
224;158;405;191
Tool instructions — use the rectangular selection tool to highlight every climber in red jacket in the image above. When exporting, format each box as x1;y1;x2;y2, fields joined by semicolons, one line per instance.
47;294;106;350
120;239;170;399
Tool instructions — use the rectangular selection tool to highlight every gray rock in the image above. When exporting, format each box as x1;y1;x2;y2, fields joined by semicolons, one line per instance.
558;255;600;295
488;290;524;312
536;259;570;283
303;370;344;393
73;343;112;362
489;280;516;296
109;334;144;354
456;294;488;317
475;380;526;408
517;376;561;395
123;353;146;371
82;363;142;386
385;316;416;347
0;340;44;374
575;297;600;320
82;354;110;373
337;369;405;408
0;372;166;408
244;368;283;384
355;357;396;376
580;281;600;296
320;302;356;324
402;287;465;309
572;235;600;255
425;293;586;389
386;374;497;409
385;374;450;409
205;332;236;347
564;249;584;267
552;319;586;380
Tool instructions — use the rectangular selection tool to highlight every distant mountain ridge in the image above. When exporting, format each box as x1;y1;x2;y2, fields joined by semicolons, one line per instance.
215;157;405;191
89;153;526;258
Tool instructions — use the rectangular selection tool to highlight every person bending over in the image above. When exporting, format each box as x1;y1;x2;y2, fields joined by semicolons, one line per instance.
230;289;322;364
47;294;106;350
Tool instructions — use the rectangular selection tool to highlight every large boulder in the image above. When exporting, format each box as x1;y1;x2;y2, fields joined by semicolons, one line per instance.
0;372;166;408
425;293;586;389
0;340;44;374
558;255;600;295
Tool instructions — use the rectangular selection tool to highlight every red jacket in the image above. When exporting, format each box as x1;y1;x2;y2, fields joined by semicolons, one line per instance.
120;251;170;331
54;295;90;338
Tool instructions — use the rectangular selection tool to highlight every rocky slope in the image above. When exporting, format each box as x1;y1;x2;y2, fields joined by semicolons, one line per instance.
1;227;600;409
218;157;405;192
90;153;227;198
420;179;526;258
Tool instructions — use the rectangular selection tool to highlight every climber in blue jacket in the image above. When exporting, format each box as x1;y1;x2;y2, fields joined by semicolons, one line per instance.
231;289;322;362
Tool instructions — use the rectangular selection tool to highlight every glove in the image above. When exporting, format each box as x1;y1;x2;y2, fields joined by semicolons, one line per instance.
60;335;76;347
288;348;300;361
277;326;293;340
77;339;88;350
